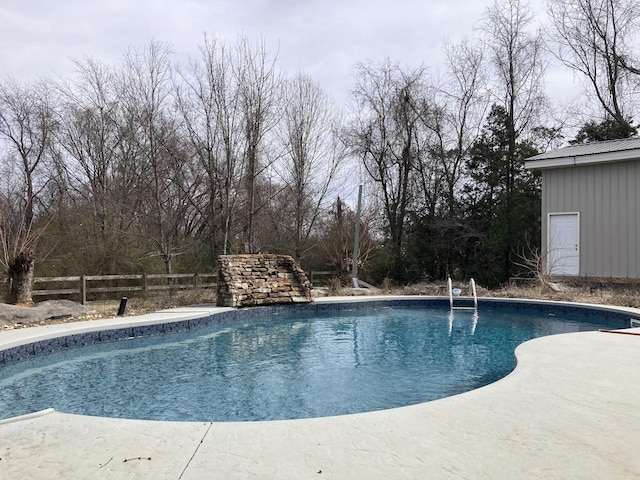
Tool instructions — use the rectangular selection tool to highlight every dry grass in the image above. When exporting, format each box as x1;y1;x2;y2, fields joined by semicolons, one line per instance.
392;280;640;309
3;280;640;330
78;290;218;320
291;279;640;309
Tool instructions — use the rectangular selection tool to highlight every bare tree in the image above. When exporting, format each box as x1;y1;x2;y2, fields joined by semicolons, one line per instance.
234;38;280;254
546;0;640;131
120;40;188;274
513;234;569;292
276;72;344;261
432;40;489;215
347;60;429;255
0;156;37;304
175;35;243;259
0;78;59;303
483;0;547;145
54;58;123;242
397;40;490;278
318;196;378;286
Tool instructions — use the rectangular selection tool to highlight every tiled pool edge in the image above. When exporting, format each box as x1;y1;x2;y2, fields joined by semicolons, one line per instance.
1;296;637;368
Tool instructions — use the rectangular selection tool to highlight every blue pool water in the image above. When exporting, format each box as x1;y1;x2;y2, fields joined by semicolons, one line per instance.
0;305;623;422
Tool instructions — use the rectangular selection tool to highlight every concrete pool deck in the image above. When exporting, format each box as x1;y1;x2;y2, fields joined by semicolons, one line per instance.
0;297;639;479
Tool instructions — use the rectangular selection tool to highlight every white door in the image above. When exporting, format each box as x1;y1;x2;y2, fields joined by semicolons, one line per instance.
548;213;579;275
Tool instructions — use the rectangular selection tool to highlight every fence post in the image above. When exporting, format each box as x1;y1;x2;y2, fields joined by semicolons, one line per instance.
80;275;86;305
194;273;199;290
142;273;147;298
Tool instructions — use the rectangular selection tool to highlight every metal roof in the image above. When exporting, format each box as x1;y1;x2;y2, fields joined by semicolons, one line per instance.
525;137;640;169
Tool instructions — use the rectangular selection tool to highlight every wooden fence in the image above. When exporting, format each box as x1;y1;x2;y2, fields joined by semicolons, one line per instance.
30;271;334;304
32;273;218;305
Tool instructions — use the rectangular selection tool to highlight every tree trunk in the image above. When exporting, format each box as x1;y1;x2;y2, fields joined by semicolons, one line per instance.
7;250;35;305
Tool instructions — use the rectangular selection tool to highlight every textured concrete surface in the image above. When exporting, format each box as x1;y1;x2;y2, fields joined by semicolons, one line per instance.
1;300;639;479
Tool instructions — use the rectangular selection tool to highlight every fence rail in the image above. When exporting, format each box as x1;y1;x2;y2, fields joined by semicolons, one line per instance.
309;270;332;286
30;270;334;304
32;273;218;305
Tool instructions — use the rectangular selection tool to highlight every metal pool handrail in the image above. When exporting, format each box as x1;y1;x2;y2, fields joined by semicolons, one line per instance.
448;277;478;310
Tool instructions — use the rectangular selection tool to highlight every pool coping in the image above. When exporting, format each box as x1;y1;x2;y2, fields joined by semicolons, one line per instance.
1;296;640;479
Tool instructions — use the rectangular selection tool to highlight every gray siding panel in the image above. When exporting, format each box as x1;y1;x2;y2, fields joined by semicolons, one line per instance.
630;161;640;276
598;164;608;275
584;167;595;275
542;160;640;278
618;164;628;275
541;170;548;259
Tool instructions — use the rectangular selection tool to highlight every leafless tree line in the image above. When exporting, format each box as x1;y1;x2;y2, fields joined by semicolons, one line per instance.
0;36;349;302
2;0;640;302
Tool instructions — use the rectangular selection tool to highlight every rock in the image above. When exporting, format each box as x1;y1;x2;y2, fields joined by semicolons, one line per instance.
217;254;313;307
548;282;567;292
0;300;89;326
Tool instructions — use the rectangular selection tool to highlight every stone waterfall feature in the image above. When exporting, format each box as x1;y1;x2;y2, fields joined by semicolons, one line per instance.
216;254;313;307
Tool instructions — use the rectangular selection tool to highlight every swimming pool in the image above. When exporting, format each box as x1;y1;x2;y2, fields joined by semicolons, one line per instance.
0;298;632;422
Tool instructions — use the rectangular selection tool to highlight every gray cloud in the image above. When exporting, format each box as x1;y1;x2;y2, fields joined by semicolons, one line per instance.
0;0;581;106
1;1;487;95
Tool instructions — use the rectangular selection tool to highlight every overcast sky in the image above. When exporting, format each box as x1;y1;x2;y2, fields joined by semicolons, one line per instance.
1;0;577;105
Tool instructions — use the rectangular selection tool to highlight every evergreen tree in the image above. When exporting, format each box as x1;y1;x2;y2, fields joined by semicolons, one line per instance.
570;117;637;144
464;105;541;286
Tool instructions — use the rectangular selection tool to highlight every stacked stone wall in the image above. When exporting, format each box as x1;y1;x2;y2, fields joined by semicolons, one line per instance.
216;254;313;307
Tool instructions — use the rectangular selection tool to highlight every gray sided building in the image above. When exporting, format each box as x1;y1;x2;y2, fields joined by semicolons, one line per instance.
525;138;640;280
